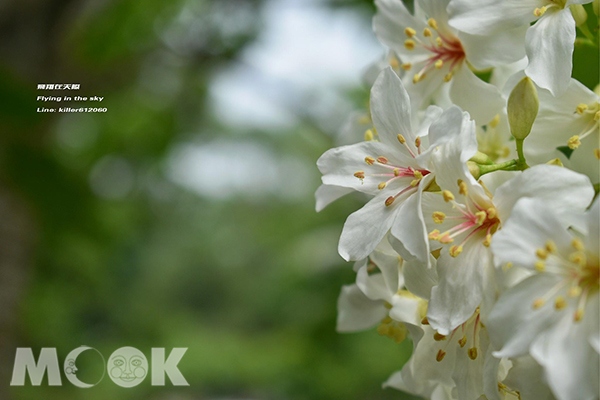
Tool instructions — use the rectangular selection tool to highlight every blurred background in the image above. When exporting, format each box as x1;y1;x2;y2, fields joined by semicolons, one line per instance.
0;0;597;399
0;0;417;399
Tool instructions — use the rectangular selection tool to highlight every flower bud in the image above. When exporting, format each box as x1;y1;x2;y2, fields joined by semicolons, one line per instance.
469;151;493;165
507;77;539;140
570;4;588;27
467;161;481;180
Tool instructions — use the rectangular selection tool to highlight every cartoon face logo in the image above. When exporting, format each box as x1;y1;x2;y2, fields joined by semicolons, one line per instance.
108;347;148;388
63;346;106;388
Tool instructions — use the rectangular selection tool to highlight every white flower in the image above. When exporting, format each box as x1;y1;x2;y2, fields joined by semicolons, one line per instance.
488;198;599;400
421;163;594;335
448;0;594;96
374;0;526;124
519;77;599;183
317;67;473;263
336;239;432;354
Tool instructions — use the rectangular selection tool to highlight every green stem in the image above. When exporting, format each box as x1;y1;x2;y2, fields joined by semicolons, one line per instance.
478;159;518;176
515;139;529;170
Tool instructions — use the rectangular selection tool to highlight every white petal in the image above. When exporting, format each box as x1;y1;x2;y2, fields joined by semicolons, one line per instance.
585;199;600;255
453;329;488;400
370;249;403;293
338;191;404;261
315;184;353;212
371;67;416;152
389;293;423;326
390;175;431;264
356;266;391;302
525;9;576;96
459;27;527;70
488;274;564;358
403;255;438;300
336;284;387;332
450;65;506;125
531;293;599;400
428;243;494;334
373;0;429;62
482;346;501;400
318;140;416;194
413;105;444;140
490;57;528;90
502;356;555;400
448;0;542;34
494;165;594;222
491;198;574;269
416;0;454;37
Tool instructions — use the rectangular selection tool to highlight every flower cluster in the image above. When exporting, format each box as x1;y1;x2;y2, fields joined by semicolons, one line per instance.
317;1;599;399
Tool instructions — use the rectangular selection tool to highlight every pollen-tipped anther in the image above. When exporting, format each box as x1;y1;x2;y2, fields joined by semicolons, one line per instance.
449;245;463;257
378;182;387;190
475;211;487;226
568;135;581;149
574;308;584;322
458;335;467;348
432;211;445;224
442;190;454;202
428;230;440;240
534;7;547;17
427;18;438;30
364;129;374;141
435;60;443;69
532;298;545;309
377;156;388;164
483;234;492;248
354;171;365;179
434;332;446;341
439;233;453;244
576;103;588;114
423;28;432;37
555;296;567;310
397;134;406;144
534;261;546;272
365;156;375;165
385;196;395;207
404;27;416;38
401;63;412;71
458;180;468;196
405;39;415;50
536;248;548;259
436;349;446;362
468;347;478;360
444;72;453;82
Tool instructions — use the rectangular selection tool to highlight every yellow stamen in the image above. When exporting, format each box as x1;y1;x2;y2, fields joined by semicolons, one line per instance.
378;182;387;190
555;296;567;310
568;135;581;150
397;134;406;144
354;171;365;179
576;103;588;115
415;136;421;148
458;180;468;196
389;56;399;69
364;129;374;141
436;349;446;362
571;238;584;251
458;335;467;348
442;190;454;202
432;211;446;224
377;323;390;336
421;316;429;325
382;316;392;324
449;245;463;257
427;18;438;30
404;27;417;38
434;332;446;341
483;234;492;247
365;156;375;165
444;72;453;82
414;170;423;180
434;60;444;69
536;248;548;259
534;261;546;272
468;347;478;360
393;168;400;176
385;197;395;207
410;179;420;187
486;207;497;219
428;230;440;240
574;308;584;322
489;114;500;128
413;73;421;84
436;37;443;47
595;149;600;160
401;63;412;71
377;156;388;164
475;211;487;226
569;251;586;266
534;6;547;17
532;298;545;309
423;28;432;37
405;39;416;50
545;240;557;254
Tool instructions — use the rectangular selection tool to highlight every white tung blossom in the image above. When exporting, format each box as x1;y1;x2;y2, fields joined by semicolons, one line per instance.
374;0;526;124
317;67;474;264
488;197;599;400
448;0;594;96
